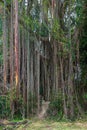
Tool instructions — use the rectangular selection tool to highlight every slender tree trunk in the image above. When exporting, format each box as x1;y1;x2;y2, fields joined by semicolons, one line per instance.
67;0;74;118
22;30;26;118
27;32;30;117
10;0;14;89
14;0;19;97
53;41;58;93
30;44;34;115
10;0;14;118
3;0;8;93
68;54;74;118
60;56;67;118
37;51;40;115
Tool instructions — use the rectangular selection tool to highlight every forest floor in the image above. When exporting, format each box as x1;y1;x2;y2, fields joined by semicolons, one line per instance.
0;118;87;130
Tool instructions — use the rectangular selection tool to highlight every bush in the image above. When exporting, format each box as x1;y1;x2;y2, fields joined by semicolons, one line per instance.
0;95;10;118
47;93;63;120
8;88;24;119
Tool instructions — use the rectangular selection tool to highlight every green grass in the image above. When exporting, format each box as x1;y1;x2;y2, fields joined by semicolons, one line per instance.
0;127;3;130
1;118;87;130
16;119;87;130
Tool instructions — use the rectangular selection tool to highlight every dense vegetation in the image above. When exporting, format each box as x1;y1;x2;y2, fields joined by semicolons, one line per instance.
0;0;87;121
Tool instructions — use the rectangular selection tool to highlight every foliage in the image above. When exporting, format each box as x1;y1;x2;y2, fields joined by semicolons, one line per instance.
47;93;63;120
39;22;49;37
0;95;10;118
8;88;24;119
0;87;25;119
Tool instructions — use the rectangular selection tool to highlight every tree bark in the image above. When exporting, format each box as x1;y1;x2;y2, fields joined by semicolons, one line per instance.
14;0;19;97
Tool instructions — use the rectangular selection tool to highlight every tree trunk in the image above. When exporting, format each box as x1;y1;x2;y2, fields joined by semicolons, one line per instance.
60;56;67;118
27;32;30;117
14;0;19;97
10;0;14;118
3;0;7;93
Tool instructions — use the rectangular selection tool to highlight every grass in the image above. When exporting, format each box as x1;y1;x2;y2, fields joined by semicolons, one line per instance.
1;118;87;130
15;118;87;130
0;127;3;130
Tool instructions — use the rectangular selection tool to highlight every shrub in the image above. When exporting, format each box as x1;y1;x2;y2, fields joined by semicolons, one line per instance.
0;95;10;118
47;93;63;120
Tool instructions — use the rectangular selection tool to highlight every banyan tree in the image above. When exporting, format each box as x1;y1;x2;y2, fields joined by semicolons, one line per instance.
0;0;87;119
